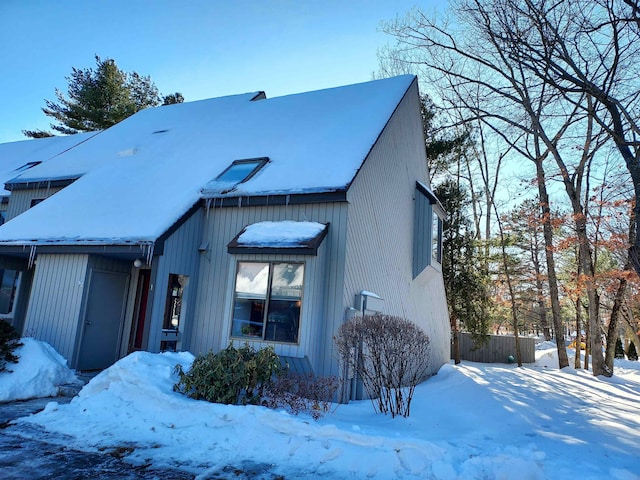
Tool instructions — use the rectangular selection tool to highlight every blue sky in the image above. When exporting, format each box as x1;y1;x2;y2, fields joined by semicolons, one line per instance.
0;0;437;144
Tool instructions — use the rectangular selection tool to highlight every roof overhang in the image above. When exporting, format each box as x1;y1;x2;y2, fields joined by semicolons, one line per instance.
204;190;347;208
5;177;78;191
0;243;152;261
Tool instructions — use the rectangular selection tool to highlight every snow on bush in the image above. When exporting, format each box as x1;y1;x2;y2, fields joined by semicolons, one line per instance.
0;338;78;402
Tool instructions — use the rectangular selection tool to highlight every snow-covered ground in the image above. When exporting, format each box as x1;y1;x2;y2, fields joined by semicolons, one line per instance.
4;339;640;479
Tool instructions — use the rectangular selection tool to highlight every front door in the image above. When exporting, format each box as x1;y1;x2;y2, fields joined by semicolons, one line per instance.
77;270;129;371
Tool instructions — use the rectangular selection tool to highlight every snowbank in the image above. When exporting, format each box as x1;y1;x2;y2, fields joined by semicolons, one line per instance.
0;338;78;402
13;348;640;479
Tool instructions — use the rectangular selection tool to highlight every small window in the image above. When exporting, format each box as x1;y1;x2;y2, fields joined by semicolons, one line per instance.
0;269;20;315
30;198;44;208
432;214;442;264
216;158;268;184
413;182;445;277
231;262;303;344
160;274;188;352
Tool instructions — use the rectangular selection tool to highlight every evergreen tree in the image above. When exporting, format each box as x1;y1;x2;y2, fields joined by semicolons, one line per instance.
420;95;469;180
0;319;21;372
162;92;185;105
628;341;638;361
24;56;183;138
615;338;626;359
435;179;489;351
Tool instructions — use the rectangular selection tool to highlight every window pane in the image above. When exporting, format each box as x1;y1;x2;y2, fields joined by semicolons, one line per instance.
432;214;440;264
437;218;443;263
265;263;303;343
217;160;263;184
0;269;18;315
232;263;269;338
162;274;188;331
235;262;269;296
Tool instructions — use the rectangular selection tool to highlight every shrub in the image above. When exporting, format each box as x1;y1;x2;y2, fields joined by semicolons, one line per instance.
628;341;638;361
0;319;21;373
263;372;339;420
334;314;431;418
174;343;281;405
614;338;626;359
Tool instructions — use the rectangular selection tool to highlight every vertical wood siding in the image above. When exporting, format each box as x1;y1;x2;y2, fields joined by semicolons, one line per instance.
6;186;65;221
344;81;451;375
23;254;89;364
191;202;347;376
146;209;204;353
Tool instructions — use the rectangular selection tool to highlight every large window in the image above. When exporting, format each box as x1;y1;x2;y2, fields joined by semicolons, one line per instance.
231;262;304;344
0;269;20;315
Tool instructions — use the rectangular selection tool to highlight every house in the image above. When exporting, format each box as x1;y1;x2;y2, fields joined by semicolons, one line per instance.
0;75;450;397
0;132;99;333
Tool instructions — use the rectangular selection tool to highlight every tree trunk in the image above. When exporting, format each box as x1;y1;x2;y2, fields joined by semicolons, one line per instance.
574;208;607;375
535;159;569;368
604;265;629;371
574;298;582;369
452;315;461;364
584;313;590;371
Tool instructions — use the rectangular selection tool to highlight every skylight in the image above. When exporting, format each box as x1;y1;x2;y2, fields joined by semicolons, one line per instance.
15;161;42;172
215;158;268;184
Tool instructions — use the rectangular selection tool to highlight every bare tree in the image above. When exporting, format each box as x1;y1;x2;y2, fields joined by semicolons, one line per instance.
379;0;637;376
381;3;573;369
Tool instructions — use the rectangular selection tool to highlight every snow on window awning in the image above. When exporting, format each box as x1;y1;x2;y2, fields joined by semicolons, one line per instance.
227;221;329;255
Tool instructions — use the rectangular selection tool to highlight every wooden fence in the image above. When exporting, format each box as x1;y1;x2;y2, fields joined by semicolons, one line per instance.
453;333;536;364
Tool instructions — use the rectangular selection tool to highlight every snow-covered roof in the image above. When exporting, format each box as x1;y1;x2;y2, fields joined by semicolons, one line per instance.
0;76;415;247
0;132;98;196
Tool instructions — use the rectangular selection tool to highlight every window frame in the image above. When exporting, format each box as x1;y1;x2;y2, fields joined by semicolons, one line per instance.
230;261;304;345
0;269;21;317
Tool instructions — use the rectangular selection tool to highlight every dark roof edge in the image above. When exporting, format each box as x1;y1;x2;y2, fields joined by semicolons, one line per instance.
0;243;149;259
6;178;78;191
205;190;347;208
227;246;319;256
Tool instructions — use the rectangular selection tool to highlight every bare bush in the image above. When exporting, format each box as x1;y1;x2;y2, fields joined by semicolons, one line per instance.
263;372;339;420
335;314;430;417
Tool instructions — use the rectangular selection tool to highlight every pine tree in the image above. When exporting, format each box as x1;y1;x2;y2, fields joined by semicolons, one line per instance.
614;338;625;359
435;179;489;352
0;319;21;372
24;56;183;138
627;341;638;361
